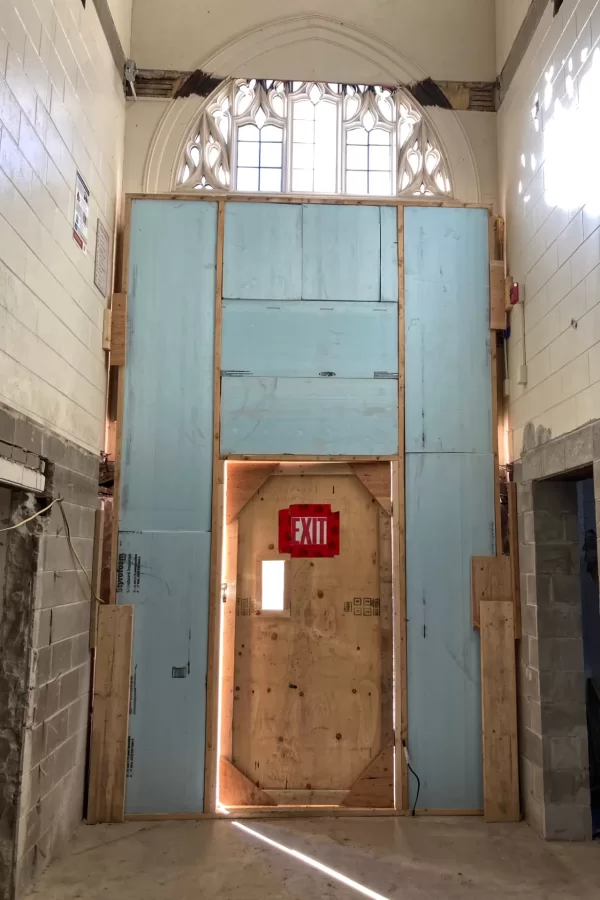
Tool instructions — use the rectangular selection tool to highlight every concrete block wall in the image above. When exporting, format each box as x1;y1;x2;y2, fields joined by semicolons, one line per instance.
498;0;600;459
0;401;98;899
0;0;125;454
515;418;599;840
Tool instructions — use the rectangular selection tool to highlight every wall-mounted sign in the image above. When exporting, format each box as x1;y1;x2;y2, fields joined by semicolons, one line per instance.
73;171;89;253
279;504;340;558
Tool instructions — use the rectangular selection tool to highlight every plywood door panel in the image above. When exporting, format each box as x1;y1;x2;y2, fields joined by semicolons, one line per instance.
117;530;211;814
220;377;398;456
232;474;388;795
223;202;302;300
406;452;495;811
404;207;492;454
302;205;383;301
222;300;398;379
122;200;217;533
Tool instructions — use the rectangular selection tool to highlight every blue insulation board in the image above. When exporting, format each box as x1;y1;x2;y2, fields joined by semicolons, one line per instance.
119;199;217;813
404;207;495;811
222;299;398;379
221;376;398;456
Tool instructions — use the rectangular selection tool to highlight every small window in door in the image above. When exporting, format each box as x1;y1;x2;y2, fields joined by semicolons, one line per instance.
258;559;290;614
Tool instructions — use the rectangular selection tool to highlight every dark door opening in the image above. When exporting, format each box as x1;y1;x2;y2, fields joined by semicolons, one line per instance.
577;478;600;837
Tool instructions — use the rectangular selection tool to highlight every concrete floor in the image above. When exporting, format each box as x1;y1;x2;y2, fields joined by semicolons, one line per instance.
25;817;600;899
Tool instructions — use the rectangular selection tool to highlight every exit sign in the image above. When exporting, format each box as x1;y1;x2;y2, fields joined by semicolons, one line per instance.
279;504;340;558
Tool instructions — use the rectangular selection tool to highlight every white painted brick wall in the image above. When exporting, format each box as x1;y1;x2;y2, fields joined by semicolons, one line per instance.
0;0;125;453
499;0;600;458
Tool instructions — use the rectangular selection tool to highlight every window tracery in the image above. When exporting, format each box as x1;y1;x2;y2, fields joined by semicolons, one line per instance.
177;78;451;198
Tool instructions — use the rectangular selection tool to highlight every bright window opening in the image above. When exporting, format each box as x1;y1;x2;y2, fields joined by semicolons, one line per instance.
261;560;286;611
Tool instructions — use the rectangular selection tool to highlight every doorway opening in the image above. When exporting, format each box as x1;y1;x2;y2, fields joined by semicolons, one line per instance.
216;460;396;812
577;477;600;837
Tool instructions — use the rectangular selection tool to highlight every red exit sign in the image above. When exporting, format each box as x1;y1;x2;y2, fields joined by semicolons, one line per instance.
279;504;340;558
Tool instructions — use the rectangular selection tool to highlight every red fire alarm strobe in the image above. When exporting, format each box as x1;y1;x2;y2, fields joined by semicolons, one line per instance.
279;504;340;558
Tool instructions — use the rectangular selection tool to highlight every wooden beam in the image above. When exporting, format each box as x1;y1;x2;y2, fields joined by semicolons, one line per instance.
490;261;506;331
480;599;519;823
87;604;133;824
342;745;394;808
471;555;512;631
219;759;276;807
89;506;105;650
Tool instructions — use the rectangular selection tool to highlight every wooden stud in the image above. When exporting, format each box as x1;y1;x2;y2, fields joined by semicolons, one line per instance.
480;599;519;823
471;555;512;631
219;759;276;807
508;482;522;639
87;604;133;824
204;200;226;813
394;204;408;812
342;745;394;808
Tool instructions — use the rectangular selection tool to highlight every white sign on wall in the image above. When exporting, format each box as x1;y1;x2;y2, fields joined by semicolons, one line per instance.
73;172;89;253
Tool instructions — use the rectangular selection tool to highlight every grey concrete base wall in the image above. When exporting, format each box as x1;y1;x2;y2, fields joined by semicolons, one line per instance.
515;419;600;841
0;403;99;900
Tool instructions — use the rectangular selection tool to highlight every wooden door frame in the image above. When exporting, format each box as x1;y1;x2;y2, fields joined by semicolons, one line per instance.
215;460;396;813
106;194;498;822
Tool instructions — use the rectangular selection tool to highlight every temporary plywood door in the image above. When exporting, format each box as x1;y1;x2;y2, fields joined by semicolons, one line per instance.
227;469;393;806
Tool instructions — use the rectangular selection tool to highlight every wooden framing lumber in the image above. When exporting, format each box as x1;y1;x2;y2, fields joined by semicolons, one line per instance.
89;506;105;650
480;599;519;823
490;261;506;330
471;555;512;631
342;745;394;808
87;604;133;824
219;759;276;807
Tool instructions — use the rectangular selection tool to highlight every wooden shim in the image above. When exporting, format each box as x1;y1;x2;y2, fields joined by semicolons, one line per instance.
342;745;394;808
87;604;133;824
226;462;278;524
349;462;392;513
471;555;512;631
480;599;519;823
219;759;276;807
508;482;522;639
379;508;394;746
110;293;127;366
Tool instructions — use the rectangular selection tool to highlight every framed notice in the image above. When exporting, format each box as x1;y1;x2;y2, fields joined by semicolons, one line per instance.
94;219;110;296
73;171;89;253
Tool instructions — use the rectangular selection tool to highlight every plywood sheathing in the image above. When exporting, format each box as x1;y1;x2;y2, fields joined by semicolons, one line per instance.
87;605;134;824
226;462;278;524
480;600;519;823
